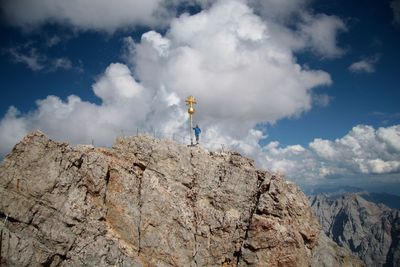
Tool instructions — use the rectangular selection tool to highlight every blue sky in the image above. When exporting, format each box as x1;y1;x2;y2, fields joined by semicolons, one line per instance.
1;0;399;195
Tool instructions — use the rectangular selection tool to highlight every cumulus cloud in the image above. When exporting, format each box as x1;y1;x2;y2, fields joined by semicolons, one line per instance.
309;125;400;174
258;124;400;189
348;55;380;73
132;0;332;133
0;63;178;156
0;107;29;155
0;0;348;59
244;0;347;58
93;63;145;103
0;0;334;157
1;0;347;65
0;0;363;193
260;141;316;177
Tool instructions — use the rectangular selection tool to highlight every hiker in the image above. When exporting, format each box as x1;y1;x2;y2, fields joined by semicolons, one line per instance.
193;125;201;144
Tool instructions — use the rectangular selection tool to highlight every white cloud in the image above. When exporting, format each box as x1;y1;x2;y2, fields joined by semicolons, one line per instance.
93;63;144;103
7;46;73;72
348;55;380;73
207;0;347;59
260;141;314;176
349;60;374;73
255;124;400;190
298;14;347;58
1;0;164;32
244;1;347;59
391;0;400;24
132;0;332;135
366;159;400;174
0;0;357;191
377;125;400;151
0;107;29;156
309;125;400;175
310;139;337;160
0;62;189;156
0;0;337;157
1;0;347;60
8;48;46;71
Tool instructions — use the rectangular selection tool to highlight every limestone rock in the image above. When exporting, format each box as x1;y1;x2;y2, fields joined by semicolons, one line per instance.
0;131;360;266
312;231;364;267
310;194;400;267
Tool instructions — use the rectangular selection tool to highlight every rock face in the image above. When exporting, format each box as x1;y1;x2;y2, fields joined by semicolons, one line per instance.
310;194;400;267
0;131;361;266
312;231;365;267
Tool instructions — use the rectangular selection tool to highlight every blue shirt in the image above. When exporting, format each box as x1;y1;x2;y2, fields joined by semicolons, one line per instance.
193;126;201;136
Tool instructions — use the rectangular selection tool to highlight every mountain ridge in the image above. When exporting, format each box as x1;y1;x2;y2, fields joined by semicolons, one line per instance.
310;193;400;266
0;131;362;266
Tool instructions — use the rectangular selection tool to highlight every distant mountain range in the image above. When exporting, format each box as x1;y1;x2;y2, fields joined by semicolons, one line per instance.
305;185;365;196
310;193;400;266
305;185;400;210
360;192;400;210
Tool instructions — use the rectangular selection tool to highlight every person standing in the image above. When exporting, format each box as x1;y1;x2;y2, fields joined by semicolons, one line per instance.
193;125;201;144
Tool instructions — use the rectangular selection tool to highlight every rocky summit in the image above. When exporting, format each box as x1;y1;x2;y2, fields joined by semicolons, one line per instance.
0;131;362;266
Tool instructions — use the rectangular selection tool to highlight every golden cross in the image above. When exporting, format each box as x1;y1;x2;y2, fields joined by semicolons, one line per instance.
185;95;197;106
185;95;197;114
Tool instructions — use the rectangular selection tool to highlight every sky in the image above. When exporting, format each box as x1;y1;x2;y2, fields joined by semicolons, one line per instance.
0;0;399;195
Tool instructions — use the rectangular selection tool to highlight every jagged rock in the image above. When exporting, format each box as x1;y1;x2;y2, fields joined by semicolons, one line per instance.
310;194;400;267
312;231;365;267
0;131;361;266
